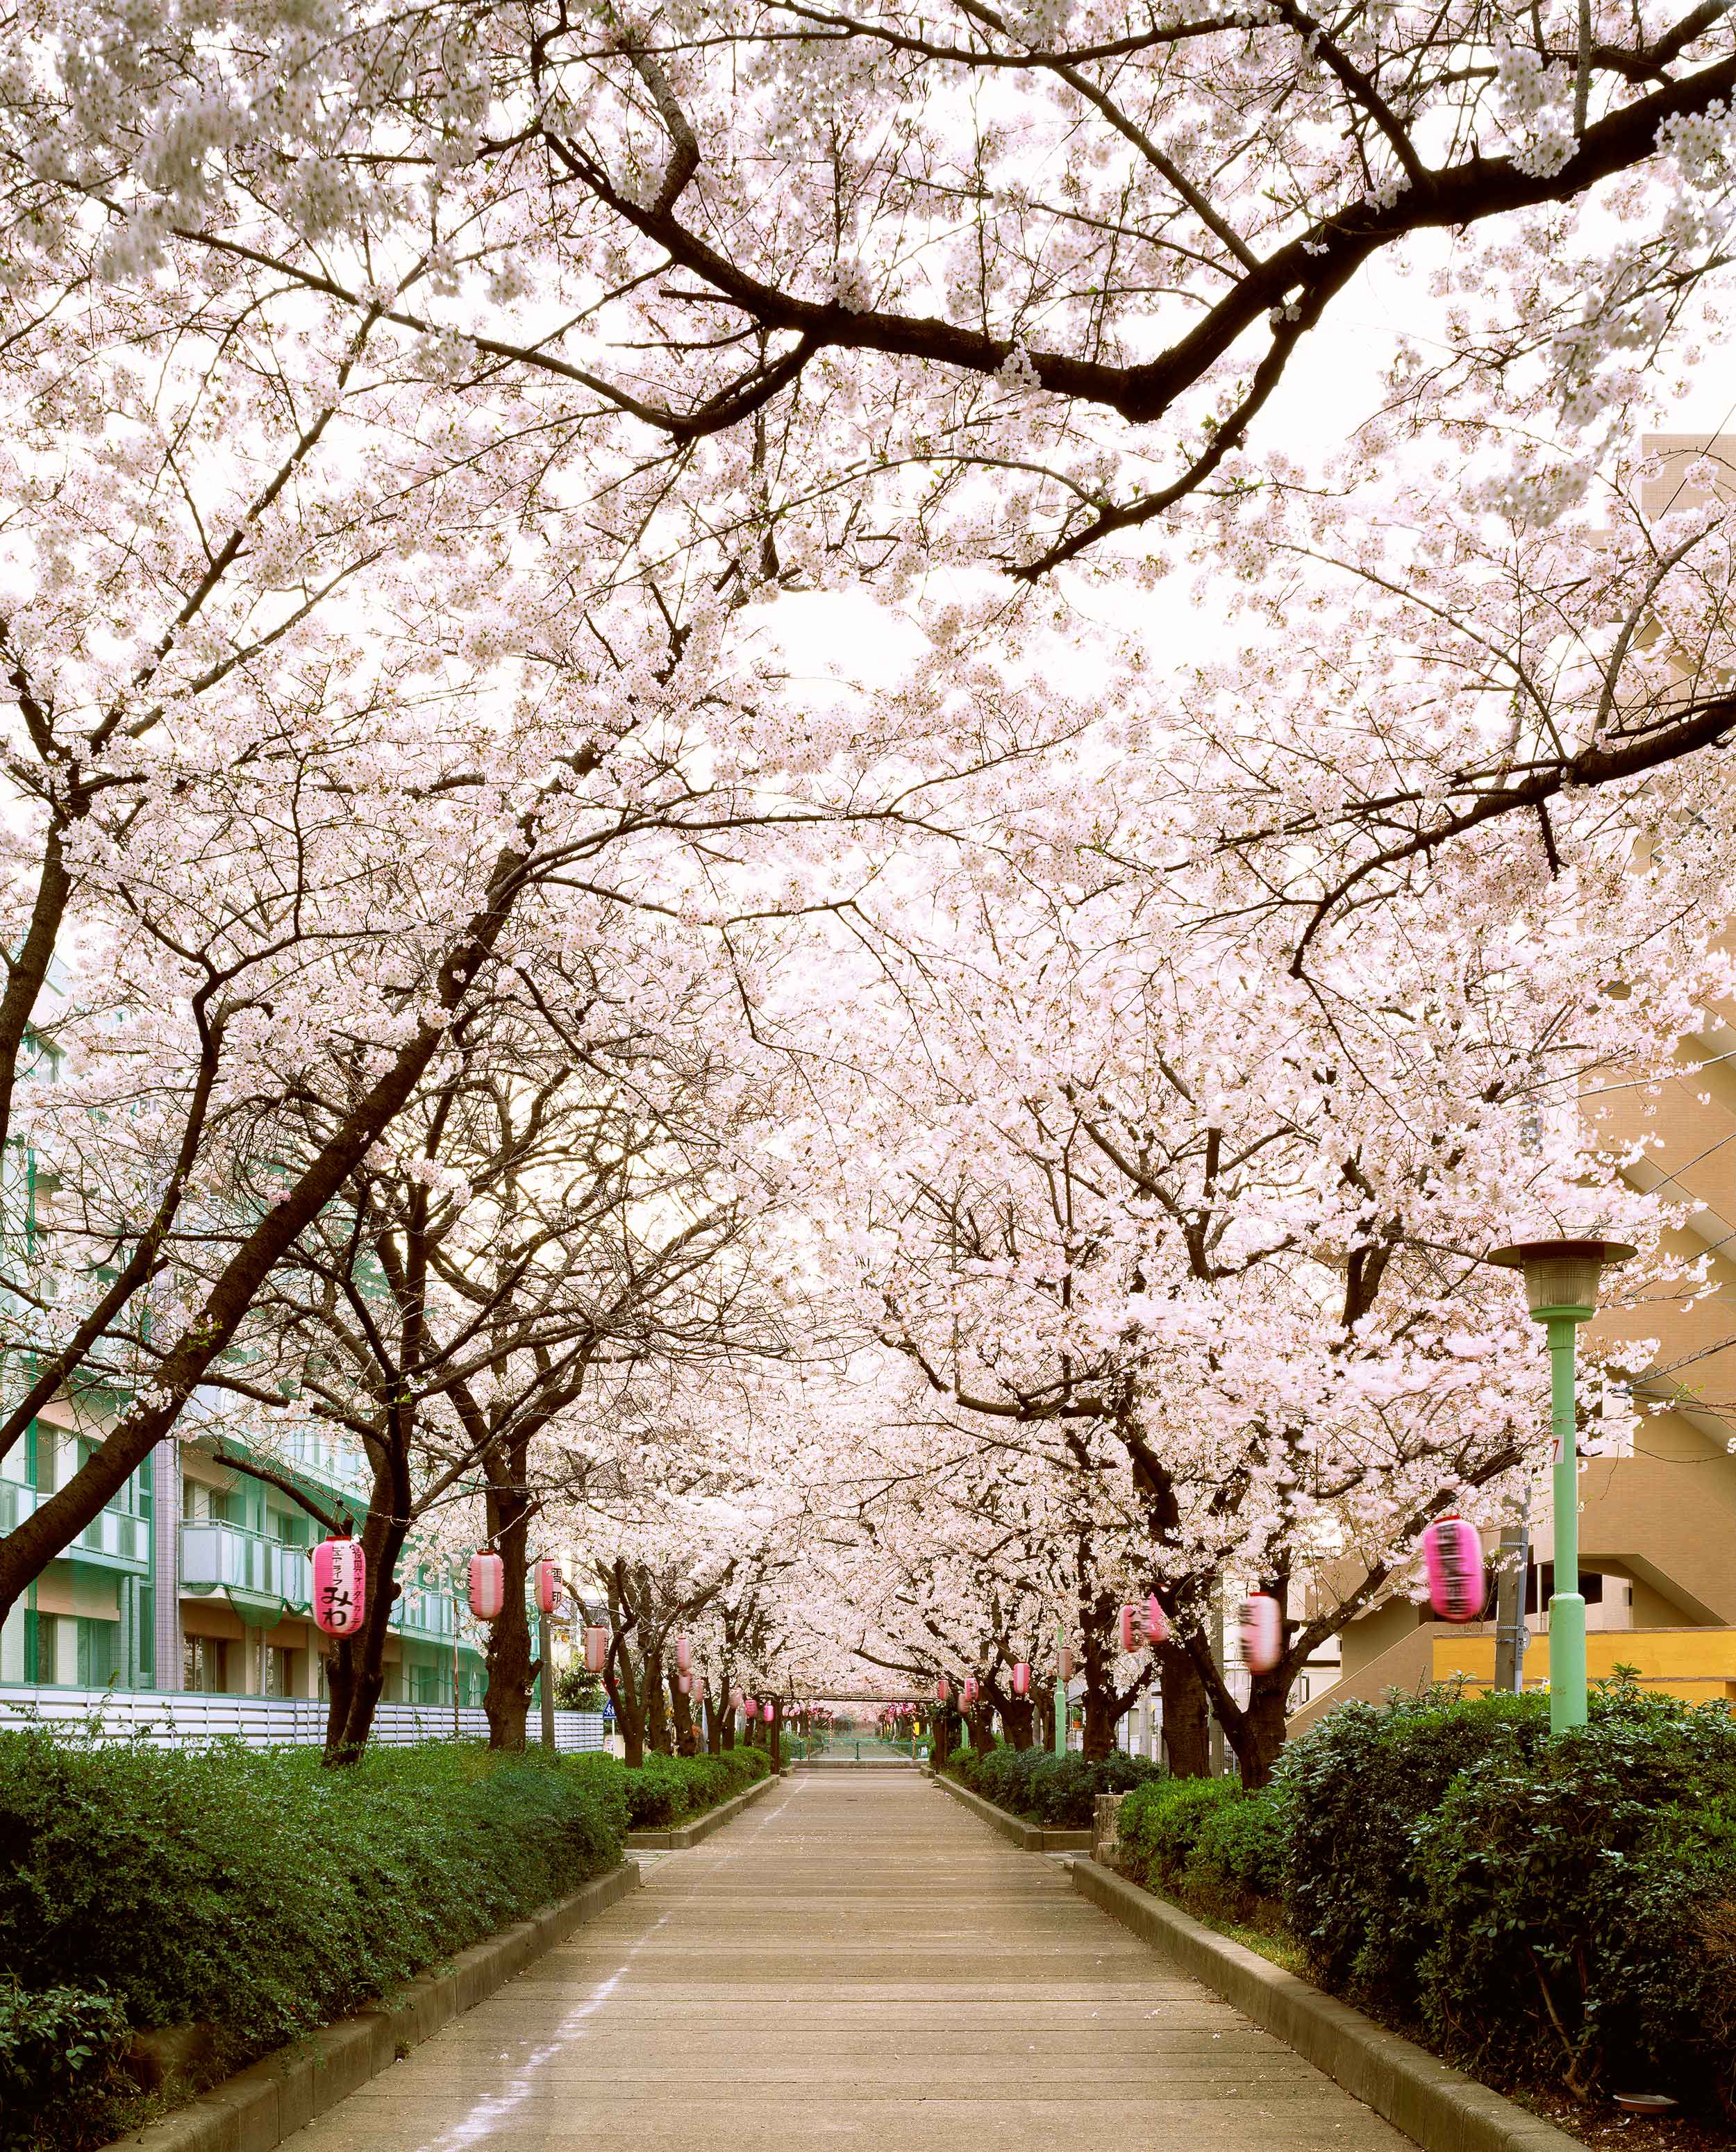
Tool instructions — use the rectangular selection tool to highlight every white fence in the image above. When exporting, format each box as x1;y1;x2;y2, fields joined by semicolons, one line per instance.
0;1685;608;1752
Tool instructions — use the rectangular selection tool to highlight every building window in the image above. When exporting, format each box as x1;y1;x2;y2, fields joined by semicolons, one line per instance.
75;1617;121;1688
135;1585;154;1686
183;1635;228;1692
264;1646;295;1698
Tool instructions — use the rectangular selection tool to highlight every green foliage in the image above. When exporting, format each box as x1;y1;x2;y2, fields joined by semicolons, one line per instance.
1409;1694;1736;2107
552;1666;604;1710
1274;1679;1736;2113
619;1746;769;1827
0;1986;130;2152
1117;1774;1241;1880
0;1732;627;2149
945;1744;1160;1826
1179;1789;1290;1921
1275;1683;1548;2012
1115;1774;1285;1921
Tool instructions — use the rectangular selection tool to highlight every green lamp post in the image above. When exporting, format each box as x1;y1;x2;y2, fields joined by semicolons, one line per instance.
1489;1235;1634;1734
1053;1619;1068;1758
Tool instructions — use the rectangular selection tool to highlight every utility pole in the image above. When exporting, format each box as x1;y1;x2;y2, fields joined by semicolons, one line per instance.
1492;1517;1530;1694
1053;1617;1067;1757
538;1611;557;1752
1209;1588;1226;1778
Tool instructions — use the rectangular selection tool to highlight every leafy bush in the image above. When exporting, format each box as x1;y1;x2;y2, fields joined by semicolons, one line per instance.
0;1732;627;2148
619;1746;769;1827
1116;1774;1242;1881
1276;1683;1546;2012
946;1744;1160;1826
1408;1695;1736;2108
1179;1789;1290;1921
552;1667;604;1710
0;1985;130;2152
1274;1678;1736;2114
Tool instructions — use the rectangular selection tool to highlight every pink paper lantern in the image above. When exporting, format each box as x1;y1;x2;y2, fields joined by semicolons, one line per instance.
468;1551;505;1621
762;1701;775;1724
1119;1603;1142;1653
676;1671;694;1697
312;1539;366;1637
936;1676;951;1705
1011;1660;1030;1696
1423;1514;1487;1624
1146;1593;1170;1646
533;1559;562;1617
742;1694;758;1715
729;1685;744;1710
1058;1646;1074;1682
675;1632;692;1673
1238;1592;1283;1675
583;1624;608;1674
962;1676;978;1708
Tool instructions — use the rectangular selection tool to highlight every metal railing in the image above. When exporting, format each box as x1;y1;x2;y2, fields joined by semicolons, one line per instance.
0;1685;609;1752
178;1525;463;1640
0;1476;149;1571
181;1522;312;1607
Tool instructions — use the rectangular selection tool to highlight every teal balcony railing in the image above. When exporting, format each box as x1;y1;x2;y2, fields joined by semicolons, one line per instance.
393;1582;459;1642
181;1522;312;1610
0;1475;149;1572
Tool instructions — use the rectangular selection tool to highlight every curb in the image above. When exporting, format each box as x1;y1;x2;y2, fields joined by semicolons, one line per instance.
927;1763;1093;1852
110;1861;642;2152
1069;1858;1580;2152
624;1769;778;1849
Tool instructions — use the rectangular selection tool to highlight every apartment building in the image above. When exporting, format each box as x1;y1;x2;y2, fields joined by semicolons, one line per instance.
0;1408;487;1706
1294;433;1736;1729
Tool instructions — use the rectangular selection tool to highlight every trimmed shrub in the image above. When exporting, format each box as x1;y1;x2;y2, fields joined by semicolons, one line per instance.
946;1744;1160;1826
0;1732;628;2149
0;1986;131;2152
619;1746;769;1827
1408;1696;1736;2108
1117;1774;1242;1883
1274;1683;1546;2013
1178;1788;1289;1922
1274;1678;1736;2114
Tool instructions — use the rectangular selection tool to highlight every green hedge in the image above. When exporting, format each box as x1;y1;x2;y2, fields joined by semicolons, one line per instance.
1278;1682;1736;2112
619;1746;769;1827
1116;1775;1287;1923
945;1742;1160;1826
1112;1681;1736;2117
0;1734;628;2151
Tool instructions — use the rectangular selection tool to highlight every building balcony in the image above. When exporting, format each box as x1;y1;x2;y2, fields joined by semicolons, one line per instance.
178;1522;462;1643
0;1475;149;1573
181;1522;312;1612
393;1582;460;1642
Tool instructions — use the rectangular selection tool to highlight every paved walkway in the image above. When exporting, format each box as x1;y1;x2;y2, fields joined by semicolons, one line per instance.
285;1770;1409;2152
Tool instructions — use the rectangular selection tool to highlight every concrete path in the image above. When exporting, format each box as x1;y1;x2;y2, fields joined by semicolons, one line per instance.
285;1770;1410;2152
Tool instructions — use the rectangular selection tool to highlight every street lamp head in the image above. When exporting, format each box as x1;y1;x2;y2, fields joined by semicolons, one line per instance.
1488;1237;1636;1321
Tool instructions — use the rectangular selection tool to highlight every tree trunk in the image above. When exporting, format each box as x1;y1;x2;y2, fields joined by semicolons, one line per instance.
720;1698;736;1749
670;1678;697;1756
704;1692;723;1753
603;1617;645;1768
769;1700;782;1772
1034;1687;1055;1751
322;1449;410;1766
1082;1684;1121;1761
645;1653;671;1755
1230;1671;1292;1789
966;1704;995;1752
1001;1695;1035;1749
1158;1641;1211;1777
481;1430;535;1751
